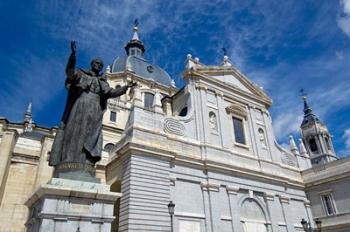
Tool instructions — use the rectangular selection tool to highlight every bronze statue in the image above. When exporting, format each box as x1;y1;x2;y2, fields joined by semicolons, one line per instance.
49;41;135;179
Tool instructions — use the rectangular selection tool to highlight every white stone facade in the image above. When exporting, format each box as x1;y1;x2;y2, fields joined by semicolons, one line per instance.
0;27;349;231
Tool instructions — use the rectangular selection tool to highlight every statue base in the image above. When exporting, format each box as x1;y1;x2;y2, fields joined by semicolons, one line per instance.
53;162;100;183
25;178;121;232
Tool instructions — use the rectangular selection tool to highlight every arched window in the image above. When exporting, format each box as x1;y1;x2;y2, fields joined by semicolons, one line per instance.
103;143;114;153
241;199;267;232
309;138;318;153
144;92;154;109
179;107;188;117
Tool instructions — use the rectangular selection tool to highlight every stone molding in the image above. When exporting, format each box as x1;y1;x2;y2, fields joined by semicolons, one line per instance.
200;181;220;192
225;104;248;118
163;118;185;136
278;195;290;204
226;185;240;195
304;200;311;208
25;178;121;208
169;176;176;186
263;192;275;201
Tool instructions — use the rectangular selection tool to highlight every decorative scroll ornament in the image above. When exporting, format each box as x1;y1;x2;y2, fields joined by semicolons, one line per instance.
225;104;247;118
163;118;185;136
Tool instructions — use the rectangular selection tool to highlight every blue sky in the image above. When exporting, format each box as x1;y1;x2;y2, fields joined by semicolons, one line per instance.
0;0;350;157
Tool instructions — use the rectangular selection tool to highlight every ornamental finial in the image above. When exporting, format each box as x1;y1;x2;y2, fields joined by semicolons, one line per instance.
134;19;139;32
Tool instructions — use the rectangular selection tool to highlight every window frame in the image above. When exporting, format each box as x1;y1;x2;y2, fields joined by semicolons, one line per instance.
232;116;246;146
225;103;249;149
143;91;155;109
109;110;117;123
324;136;332;151
308;137;318;153
320;191;337;216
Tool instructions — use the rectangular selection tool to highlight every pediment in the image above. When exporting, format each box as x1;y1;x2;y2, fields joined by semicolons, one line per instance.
225;104;247;118
213;73;253;94
196;66;272;105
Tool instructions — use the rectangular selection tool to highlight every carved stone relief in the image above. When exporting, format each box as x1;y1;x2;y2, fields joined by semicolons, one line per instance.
163;118;185;136
258;128;267;149
209;111;218;131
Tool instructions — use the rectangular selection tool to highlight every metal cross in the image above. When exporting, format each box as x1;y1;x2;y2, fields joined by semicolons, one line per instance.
299;88;307;97
222;47;227;56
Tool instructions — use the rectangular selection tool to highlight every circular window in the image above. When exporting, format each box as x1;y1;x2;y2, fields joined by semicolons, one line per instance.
147;65;154;73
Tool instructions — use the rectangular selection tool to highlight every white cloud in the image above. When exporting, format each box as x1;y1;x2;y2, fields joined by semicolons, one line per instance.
337;0;350;38
343;129;350;149
339;128;350;156
242;47;350;145
336;50;344;60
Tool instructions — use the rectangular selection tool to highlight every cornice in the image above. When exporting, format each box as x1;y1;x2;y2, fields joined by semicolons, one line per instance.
107;136;305;189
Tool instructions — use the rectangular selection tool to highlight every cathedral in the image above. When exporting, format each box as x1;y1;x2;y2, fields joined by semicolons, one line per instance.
0;23;349;232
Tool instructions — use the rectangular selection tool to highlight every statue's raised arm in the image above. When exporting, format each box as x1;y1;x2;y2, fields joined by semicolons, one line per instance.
71;40;77;55
66;41;77;80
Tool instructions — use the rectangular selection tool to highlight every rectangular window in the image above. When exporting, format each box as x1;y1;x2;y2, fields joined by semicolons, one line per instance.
144;92;154;109
233;117;245;144
321;193;336;215
110;111;117;122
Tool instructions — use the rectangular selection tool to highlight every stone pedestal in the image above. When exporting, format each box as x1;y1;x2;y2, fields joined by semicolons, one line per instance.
25;178;121;232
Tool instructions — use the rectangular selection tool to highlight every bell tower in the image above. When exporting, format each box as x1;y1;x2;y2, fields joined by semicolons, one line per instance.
124;19;145;57
300;96;337;165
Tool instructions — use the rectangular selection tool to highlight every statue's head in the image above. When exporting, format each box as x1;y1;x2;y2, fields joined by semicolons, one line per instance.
90;58;104;74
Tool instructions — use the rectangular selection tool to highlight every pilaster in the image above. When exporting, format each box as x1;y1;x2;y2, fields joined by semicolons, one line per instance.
201;182;218;232
264;192;278;232
304;200;314;227
201;181;220;232
33;136;54;189
279;195;293;232
0;130;18;205
226;185;240;232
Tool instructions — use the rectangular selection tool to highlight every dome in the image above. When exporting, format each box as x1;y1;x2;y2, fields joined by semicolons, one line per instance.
110;21;174;87
111;55;173;87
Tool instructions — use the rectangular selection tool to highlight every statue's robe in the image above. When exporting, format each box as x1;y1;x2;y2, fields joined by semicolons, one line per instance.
49;54;128;166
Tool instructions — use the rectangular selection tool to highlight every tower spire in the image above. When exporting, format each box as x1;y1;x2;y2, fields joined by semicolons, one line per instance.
125;19;145;57
132;19;140;41
24;102;32;123
300;92;320;127
23;102;34;132
299;92;337;165
303;96;312;115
